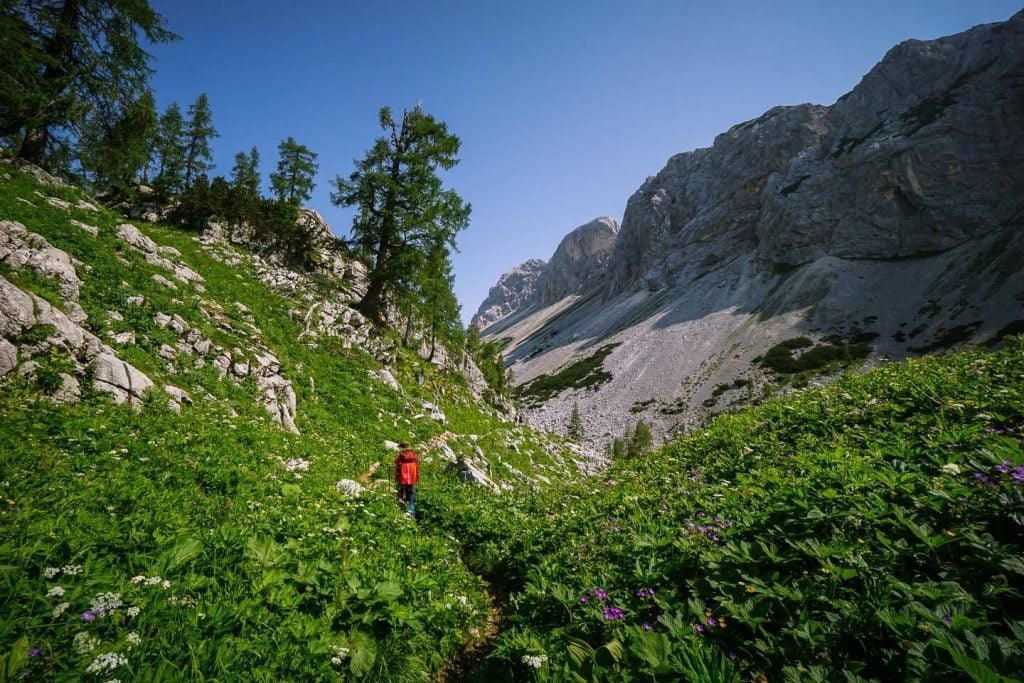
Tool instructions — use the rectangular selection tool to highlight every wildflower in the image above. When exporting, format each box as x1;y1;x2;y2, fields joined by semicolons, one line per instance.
44;567;60;579
62;565;83;575
728;651;737;661
82;611;96;622
126;632;141;647
126;606;140;617
521;654;548;668
29;646;41;657
996;462;1011;474
580;595;588;603
285;458;310;472
90;592;123;615
940;463;961;475
642;622;652;630
73;631;98;653
602;605;626;620
130;576;147;584
1013;466;1024;484
47;586;65;597
942;613;952;624
694;624;705;634
161;580;171;589
707;617;718;627
53;602;69;617
85;652;128;674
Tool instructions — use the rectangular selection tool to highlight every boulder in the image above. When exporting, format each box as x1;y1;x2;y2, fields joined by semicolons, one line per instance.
0;220;83;302
91;351;155;408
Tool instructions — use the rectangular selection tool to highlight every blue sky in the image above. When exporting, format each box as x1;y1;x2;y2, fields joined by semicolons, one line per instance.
146;0;1021;322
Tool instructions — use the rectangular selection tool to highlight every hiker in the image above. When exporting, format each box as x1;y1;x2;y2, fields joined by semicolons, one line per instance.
394;442;419;518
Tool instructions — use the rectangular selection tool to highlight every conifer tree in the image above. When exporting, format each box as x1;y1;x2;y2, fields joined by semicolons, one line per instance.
79;90;157;194
0;0;177;169
331;104;471;324
626;419;653;459
231;146;261;197
183;93;217;187
153;102;186;197
568;402;585;442
419;240;462;360
270;137;318;205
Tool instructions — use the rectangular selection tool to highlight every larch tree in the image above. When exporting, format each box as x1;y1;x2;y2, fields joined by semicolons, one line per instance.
183;93;216;187
79;89;157;193
270;137;318;205
231;146;261;197
152;102;186;197
331;104;471;325
0;0;177;169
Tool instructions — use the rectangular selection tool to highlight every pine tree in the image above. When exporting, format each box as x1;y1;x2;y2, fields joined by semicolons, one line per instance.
611;438;625;460
418;240;462;360
183;93;217;187
79;90;157;195
231;146;261;197
331;104;471;324
626;420;653;459
568;402;584;442
1;0;177;169
153;102;186;197
270;137;318;205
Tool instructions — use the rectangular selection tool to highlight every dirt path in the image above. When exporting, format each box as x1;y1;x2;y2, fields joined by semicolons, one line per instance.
436;578;504;682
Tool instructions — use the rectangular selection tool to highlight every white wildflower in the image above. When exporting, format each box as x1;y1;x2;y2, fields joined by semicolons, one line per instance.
53;602;70;617
161;579;171;589
62;564;83;575
941;463;961;475
144;576;162;586
125;631;141;647
73;631;99;654
86;652;128;674
126;606;140;617
44;567;61;579
331;657;342;666
90;592;123;615
47;586;66;597
336;646;350;658
521;654;548;668
130;575;147;584
457;595;468;605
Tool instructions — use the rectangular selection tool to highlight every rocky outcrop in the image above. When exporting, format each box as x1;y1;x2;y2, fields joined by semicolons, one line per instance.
482;11;1024;447
471;259;546;328
537;217;618;305
1;220;84;318
472;217;620;330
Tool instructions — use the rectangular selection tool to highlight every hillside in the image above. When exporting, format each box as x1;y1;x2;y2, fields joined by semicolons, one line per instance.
477;11;1024;447
0;164;592;680
1;164;1022;681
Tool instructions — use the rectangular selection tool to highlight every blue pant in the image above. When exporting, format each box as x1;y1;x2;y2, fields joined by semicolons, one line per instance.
398;484;415;516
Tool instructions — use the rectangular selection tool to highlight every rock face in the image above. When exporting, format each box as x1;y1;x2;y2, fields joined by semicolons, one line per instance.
479;11;1024;446
537;217;619;305
470;259;546;329
472;217;619;329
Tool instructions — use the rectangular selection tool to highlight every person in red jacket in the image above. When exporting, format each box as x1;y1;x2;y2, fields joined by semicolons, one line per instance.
394;443;419;518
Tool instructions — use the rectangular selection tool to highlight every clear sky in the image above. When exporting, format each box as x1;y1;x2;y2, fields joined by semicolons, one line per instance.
146;0;1022;322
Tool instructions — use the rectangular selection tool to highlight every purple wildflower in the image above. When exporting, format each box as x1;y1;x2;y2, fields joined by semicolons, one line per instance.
996;461;1012;474
642;622;652;630
81;611;95;622
29;646;41;657
580;595;588;603
942;613;952;624
1013;466;1024;483
694;624;705;634
728;651;737;660
707;617;718;627
602;605;626;620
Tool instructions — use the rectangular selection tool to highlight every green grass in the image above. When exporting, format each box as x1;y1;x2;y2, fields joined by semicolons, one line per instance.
518;344;620;404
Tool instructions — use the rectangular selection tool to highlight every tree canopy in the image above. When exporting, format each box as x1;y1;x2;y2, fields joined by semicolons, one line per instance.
331;104;471;325
270;137;318;205
0;0;177;168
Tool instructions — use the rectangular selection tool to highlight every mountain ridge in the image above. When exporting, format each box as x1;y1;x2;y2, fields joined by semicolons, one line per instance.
478;10;1024;446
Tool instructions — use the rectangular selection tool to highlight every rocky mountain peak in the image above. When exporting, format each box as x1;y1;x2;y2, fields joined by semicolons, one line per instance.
470;258;547;329
537;217;619;305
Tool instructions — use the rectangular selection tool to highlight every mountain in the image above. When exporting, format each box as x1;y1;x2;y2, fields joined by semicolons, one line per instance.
478;11;1024;445
471;216;619;331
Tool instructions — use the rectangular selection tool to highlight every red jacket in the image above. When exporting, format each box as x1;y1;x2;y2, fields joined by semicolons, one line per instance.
395;450;419;485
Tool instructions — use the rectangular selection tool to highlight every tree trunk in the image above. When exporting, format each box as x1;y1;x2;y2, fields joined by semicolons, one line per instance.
16;0;80;168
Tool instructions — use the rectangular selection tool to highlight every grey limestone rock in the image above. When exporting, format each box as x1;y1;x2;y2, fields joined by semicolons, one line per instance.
470;258;547;328
0;220;83;303
537;217;619;305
